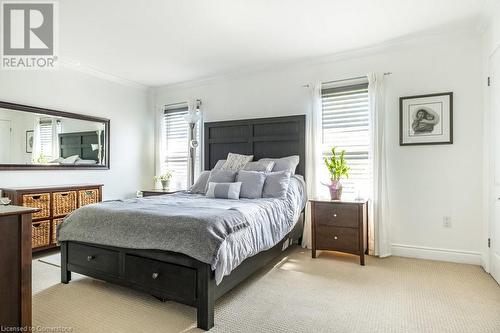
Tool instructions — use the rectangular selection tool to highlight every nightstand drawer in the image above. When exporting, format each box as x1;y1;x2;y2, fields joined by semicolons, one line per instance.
314;202;359;228
316;225;359;253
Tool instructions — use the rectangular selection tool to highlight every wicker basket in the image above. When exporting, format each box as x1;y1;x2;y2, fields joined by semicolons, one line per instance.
32;220;50;248
79;189;99;207
51;218;64;245
22;193;51;219
53;191;77;217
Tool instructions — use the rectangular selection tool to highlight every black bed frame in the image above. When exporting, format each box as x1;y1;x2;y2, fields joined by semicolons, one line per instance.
60;115;306;330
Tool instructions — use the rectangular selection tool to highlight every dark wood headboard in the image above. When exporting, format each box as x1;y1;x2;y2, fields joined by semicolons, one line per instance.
59;131;103;161
204;115;306;176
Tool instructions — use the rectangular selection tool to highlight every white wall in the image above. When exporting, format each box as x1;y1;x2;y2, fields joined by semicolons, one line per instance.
153;30;484;264
0;68;154;200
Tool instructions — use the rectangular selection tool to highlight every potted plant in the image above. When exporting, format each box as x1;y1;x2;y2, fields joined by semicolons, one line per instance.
323;147;350;200
154;170;173;190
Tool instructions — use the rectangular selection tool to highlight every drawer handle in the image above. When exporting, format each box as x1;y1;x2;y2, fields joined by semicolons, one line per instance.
87;255;95;261
32;195;41;200
85;191;94;195
333;236;338;240
61;193;69;197
152;272;160;280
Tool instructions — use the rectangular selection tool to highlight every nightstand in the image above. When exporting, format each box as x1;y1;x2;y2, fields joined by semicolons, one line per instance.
140;189;182;197
311;198;368;265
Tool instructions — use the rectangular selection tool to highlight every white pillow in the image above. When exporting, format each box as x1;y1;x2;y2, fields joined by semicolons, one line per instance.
189;171;211;194
262;171;291;198
260;156;299;174
61;155;80;164
212;160;226;171
243;160;275;172
221;153;253;171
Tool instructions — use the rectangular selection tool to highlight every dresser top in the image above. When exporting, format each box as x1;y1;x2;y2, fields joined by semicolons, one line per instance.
310;197;368;204
0;205;39;217
1;184;103;191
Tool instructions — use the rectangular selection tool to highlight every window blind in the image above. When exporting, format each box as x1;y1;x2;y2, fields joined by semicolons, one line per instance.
321;82;372;197
163;106;189;190
39;120;60;160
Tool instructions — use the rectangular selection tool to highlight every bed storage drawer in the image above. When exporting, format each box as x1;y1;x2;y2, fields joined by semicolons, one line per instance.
124;255;197;302
68;243;119;276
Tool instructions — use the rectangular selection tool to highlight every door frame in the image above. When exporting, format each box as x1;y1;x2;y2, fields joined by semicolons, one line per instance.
0;118;12;163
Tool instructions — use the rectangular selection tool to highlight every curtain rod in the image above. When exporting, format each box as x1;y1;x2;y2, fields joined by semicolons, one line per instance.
302;72;392;88
163;99;202;109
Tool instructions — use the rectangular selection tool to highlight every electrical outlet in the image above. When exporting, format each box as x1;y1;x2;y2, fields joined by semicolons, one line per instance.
443;216;452;228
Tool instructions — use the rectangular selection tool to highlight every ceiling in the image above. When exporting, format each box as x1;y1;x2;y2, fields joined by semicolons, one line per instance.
59;0;486;87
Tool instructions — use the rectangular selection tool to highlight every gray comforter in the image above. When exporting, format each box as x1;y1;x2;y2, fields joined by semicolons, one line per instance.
58;175;306;284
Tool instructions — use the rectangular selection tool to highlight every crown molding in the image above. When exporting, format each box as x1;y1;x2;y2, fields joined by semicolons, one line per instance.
60;57;149;92
153;18;480;92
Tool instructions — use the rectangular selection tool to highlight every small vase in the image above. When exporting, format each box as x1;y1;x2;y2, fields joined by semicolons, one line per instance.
160;180;170;190
326;180;343;200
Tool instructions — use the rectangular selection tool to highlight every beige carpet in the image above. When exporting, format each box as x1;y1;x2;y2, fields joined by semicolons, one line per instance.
33;248;500;333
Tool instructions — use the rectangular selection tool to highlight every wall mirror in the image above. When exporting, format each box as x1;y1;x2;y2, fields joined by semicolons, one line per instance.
0;101;110;170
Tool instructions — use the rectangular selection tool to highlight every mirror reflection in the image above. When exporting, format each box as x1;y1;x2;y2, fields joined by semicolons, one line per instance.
0;108;107;166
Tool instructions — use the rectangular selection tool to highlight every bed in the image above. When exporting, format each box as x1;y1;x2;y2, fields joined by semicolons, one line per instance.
58;115;306;330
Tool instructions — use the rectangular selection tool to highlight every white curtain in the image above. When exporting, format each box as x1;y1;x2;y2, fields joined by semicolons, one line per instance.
367;72;391;257
302;82;322;248
32;117;41;163
50;119;60;159
154;105;167;183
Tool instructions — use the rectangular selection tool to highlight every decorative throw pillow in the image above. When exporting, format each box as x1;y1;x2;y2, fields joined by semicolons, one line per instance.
262;171;291;198
189;171;210;194
212;160;226;171
242;160;275;172
205;170;237;193
221;153;253;171
260;156;299;174
236;170;266;199
206;182;242;200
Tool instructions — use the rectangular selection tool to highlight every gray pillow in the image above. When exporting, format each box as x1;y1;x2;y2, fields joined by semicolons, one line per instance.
221;153;253;171
236;170;266;199
189;171;210;194
262;171;291;198
212;160;226;171
260;156;299;174
243;160;275;172
205;170;237;192
206;182;242;200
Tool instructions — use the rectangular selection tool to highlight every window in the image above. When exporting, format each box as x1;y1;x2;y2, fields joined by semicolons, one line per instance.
320;82;372;197
39;119;61;160
163;105;189;190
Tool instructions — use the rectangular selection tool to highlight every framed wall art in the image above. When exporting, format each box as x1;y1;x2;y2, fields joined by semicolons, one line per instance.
26;130;34;153
399;92;453;146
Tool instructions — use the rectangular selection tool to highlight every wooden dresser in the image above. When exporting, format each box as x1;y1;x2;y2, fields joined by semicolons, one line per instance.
2;184;103;252
311;199;368;265
0;205;39;329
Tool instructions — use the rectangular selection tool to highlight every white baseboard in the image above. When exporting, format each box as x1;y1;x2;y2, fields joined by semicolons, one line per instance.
391;243;482;265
